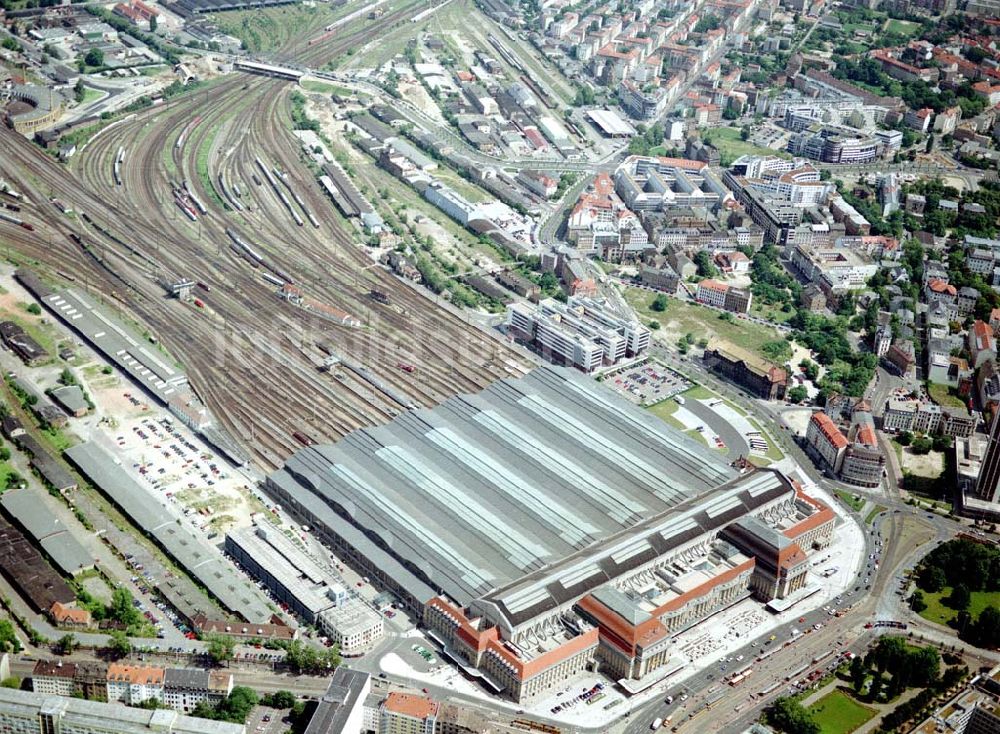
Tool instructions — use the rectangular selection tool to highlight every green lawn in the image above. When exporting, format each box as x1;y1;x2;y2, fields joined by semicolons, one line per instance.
701;127;792;167
751;300;797;324
927;382;965;409
865;505;888;525
682;386;715;400
834;489;865;512
807;689;877;734
647;399;685;430
625;288;788;366
885;18;921;36
78;86;105;104
918;586;1000;626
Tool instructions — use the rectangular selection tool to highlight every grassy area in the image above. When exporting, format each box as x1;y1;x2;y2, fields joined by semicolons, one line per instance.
431;167;490;204
41;426;75;453
683;385;715;400
927;382;966;409
918;586;1000;626
834;489;865;512
865;505;888;525
211;4;340;52
625;288;787;365
807;689;877;734
647;399;685;430
885;18;921;36
751;300;796;324
78;86;105;104
686;428;710;446
701;127;791;167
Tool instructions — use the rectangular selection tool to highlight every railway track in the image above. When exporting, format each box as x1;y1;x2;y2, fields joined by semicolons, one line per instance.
0;6;529;468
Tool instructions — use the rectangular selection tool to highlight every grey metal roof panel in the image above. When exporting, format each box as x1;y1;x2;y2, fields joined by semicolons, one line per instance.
65;442;273;623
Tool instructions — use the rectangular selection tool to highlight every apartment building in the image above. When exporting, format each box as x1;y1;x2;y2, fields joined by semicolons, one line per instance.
0;689;244;734
161;670;232;713
380;693;438;734
695;279;753;314
106;665;164;706
31;662;76;698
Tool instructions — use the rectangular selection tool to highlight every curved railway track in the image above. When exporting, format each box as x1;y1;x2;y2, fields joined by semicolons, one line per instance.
0;4;529;468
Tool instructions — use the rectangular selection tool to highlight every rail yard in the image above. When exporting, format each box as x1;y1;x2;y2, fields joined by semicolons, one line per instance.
0;3;529;470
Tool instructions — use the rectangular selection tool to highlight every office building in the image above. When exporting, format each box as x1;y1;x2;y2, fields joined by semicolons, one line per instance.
976;412;1000;504
703;340;787;400
507;297;650;372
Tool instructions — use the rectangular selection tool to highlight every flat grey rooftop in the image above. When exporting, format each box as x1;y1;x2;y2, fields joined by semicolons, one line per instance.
1;488;93;575
37;288;187;402
65;442;273;623
268;366;737;610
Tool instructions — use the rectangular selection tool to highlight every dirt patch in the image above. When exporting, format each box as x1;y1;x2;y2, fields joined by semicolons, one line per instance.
900;447;943;478
398;80;445;123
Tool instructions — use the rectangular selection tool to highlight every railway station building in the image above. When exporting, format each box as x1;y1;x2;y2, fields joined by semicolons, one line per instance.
267;366;835;702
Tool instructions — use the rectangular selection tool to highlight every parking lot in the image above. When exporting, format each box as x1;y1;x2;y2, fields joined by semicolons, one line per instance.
604;360;691;406
109;405;256;537
246;705;291;734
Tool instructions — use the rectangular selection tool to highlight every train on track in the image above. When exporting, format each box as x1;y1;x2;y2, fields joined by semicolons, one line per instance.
113;146;125;187
0;210;34;231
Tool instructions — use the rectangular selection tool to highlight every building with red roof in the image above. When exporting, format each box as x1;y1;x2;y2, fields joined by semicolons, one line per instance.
805;412;847;474
381;693;439;731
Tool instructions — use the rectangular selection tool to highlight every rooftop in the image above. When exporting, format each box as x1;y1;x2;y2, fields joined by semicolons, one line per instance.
384;692;439;720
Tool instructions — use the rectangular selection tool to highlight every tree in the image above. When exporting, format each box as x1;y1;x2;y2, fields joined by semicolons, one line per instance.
106;630;131;658
206;635;235;664
932;434;953;452
261;690;296;709
972;606;1000;647
897;431;913;446
787;386;808;404
800;359;819;382
917;566;948;594
949;584;971;611
74;79;86;104
850;656;866;692
909;590;927;613
651;294;668;312
766;697;820;734
911;435;934;455
55;633;78;655
693;250;718;278
84;48;104;68
218;687;258;722
25;303;41;316
149;15;157;32
109;587;141;628
0;620;20;654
